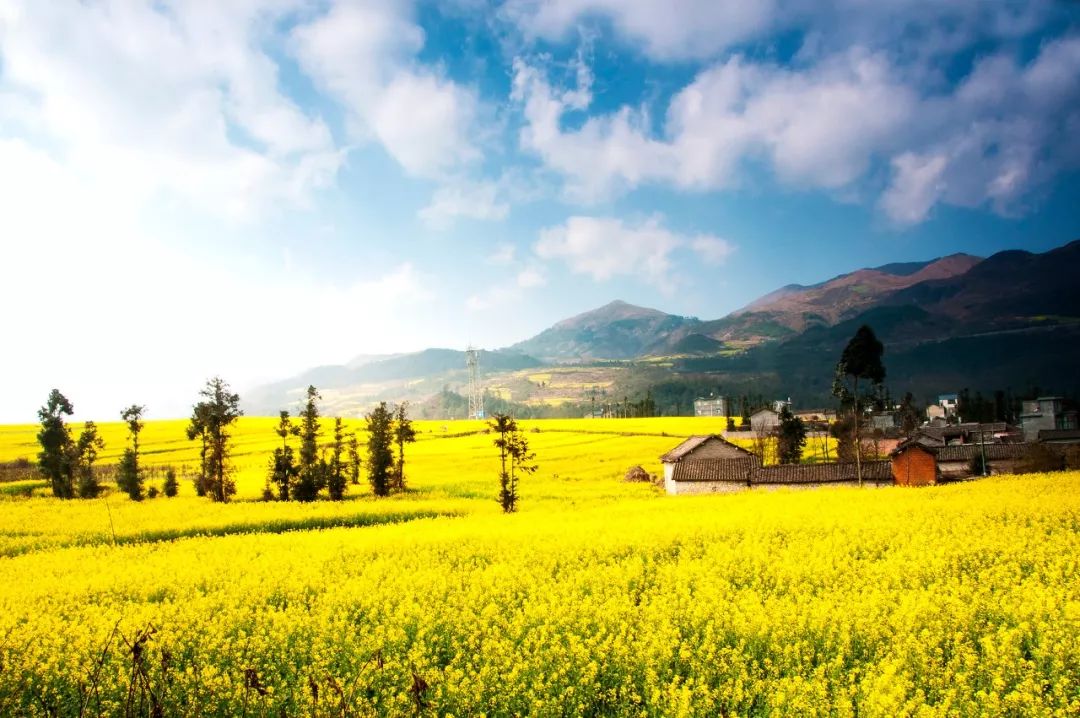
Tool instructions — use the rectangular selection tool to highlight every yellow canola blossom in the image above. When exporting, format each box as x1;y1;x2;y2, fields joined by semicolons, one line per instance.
1;418;1078;715
0;468;1077;716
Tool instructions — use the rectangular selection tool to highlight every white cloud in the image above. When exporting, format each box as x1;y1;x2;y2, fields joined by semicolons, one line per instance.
879;152;948;225
516;266;547;288
0;1;341;220
515;34;1080;224
504;0;1062;64
504;0;776;61
880;36;1080;223
419;181;510;229
690;236;736;265
535;215;728;287
290;0;480;180
512;50;914;200
486;243;517;265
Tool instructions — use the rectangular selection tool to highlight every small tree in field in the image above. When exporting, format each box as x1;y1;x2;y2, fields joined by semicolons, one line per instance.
776;406;807;465
116;404;146;500
391;402;417;493
490;413;537;513
162;467;179;497
366;403;395;497
268;410;300;501
326;418;348;501
188;377;242;502
75;421;106;498
37;389;76;499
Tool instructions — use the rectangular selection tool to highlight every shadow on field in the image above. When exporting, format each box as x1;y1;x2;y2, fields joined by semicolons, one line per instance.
0;509;462;557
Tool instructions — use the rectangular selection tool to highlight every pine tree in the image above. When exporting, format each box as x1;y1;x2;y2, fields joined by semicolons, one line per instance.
268;410;299;500
75;421;105;498
365;402;395;497
186;402;212;496
293;387;325;502
188;377;242;502
326;418;348;501
347;433;362;485
37;389;76;499
116;404;146;500
391;402;417;493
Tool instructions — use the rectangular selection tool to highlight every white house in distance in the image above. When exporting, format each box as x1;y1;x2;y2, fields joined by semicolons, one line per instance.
750;408;780;433
693;396;727;417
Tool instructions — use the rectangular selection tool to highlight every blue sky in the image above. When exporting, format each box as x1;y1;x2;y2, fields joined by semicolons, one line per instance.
0;0;1078;421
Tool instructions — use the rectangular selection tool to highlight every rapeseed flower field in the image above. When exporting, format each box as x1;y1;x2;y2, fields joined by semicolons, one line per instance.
1;418;1078;716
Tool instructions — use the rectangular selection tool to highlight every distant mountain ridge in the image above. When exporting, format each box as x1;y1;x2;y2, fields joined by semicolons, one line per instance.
509;300;700;361
245;240;1080;415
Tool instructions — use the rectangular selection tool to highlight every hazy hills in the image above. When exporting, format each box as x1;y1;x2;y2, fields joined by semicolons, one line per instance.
244;240;1080;415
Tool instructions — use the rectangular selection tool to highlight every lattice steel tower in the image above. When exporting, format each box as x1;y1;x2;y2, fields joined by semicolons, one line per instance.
465;346;484;419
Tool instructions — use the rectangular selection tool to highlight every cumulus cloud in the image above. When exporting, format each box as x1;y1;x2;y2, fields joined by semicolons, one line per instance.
504;0;776;61
880;36;1080;224
419;181;510;230
514;33;1080;224
290;0;480;180
512;50;914;200
690;236;737;265
504;0;1064;64
535;215;731;288
0;1;341;219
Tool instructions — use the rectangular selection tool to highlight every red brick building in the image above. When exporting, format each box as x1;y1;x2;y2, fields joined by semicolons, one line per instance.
890;443;938;487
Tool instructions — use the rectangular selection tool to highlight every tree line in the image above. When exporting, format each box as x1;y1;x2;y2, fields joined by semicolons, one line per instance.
34;378;537;512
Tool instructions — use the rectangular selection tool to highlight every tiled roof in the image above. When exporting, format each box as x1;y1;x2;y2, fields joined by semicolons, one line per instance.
659;435;754;463
1039;429;1080;442
936;444;1028;461
669;458;891;485
659;436;712;463
671;459;755;483
750;461;892;485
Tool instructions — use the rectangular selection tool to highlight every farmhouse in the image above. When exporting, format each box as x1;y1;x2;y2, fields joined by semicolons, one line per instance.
659;435;891;495
693;396;727;417
749;408;779;433
890;440;1028;484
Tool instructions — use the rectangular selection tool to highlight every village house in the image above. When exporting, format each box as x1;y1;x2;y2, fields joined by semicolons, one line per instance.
660;435;892;495
890;439;1028;485
693;396;727;417
792;408;837;423
749;408;780;433
1020;397;1078;442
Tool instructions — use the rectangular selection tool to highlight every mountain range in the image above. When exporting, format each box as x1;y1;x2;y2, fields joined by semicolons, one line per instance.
244;240;1080;416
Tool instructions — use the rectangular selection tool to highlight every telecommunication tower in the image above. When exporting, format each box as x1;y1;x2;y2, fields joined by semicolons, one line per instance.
465;346;485;419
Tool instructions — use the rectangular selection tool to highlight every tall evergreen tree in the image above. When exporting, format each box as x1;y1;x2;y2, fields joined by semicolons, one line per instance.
116;405;146;500
326;418;348;501
74;421;105;498
188;377;242;502
365;402;395;497
391;402;417;493
776;406;807;465
347;432;362;485
293;386;325;502
186;402;212;496
832;325;886;486
268;410;299;501
37;389;76;499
